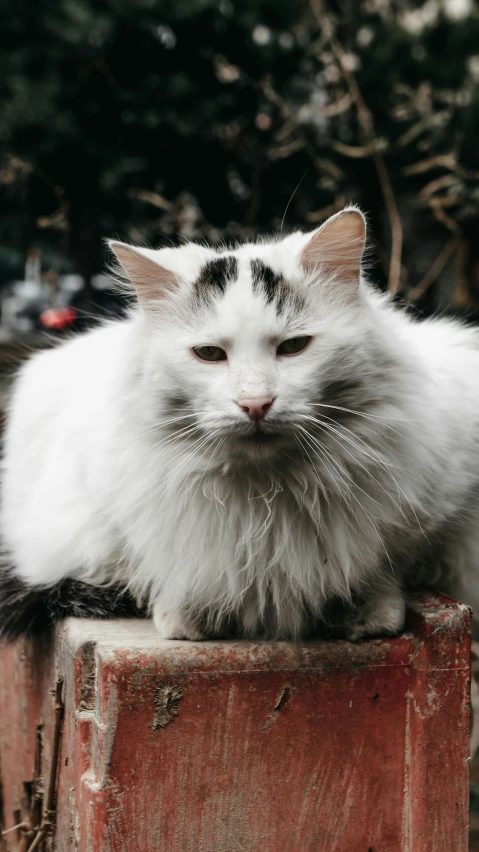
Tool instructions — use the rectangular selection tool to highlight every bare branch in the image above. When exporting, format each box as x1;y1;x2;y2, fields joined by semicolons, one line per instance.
331;141;378;158
316;158;345;180
310;0;403;295
268;139;305;160
418;173;459;202
403;154;458;176
306;197;347;223
407;238;459;302
261;76;325;171
127;189;172;211
323;92;353;116
429;199;461;233
25;678;65;852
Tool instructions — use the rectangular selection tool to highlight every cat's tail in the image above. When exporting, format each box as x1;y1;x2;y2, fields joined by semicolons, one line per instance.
0;555;147;642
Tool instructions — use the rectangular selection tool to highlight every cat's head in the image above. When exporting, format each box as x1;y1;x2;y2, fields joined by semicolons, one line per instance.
109;207;381;463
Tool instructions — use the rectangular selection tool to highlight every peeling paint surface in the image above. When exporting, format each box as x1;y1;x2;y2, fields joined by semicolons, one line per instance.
152;683;184;730
0;591;471;851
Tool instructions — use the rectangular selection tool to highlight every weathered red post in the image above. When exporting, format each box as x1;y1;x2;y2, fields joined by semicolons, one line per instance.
0;592;471;851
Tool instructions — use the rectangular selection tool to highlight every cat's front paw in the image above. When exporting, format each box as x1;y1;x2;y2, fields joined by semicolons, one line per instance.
344;590;405;642
153;605;206;641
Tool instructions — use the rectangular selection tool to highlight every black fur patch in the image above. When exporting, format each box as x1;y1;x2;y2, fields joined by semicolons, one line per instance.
0;563;147;643
164;391;190;410
320;378;365;412
250;259;291;313
195;256;238;300
317;346;393;422
162;391;192;422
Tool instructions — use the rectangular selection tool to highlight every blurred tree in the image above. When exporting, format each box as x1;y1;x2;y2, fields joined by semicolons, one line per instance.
0;0;478;314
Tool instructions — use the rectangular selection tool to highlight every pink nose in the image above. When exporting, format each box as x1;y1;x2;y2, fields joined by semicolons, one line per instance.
237;397;274;422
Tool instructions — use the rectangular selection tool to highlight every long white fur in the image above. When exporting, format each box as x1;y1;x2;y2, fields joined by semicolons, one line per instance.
2;208;479;639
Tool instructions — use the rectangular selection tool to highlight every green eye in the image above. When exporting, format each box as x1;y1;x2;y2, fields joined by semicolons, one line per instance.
277;336;312;356
193;345;227;362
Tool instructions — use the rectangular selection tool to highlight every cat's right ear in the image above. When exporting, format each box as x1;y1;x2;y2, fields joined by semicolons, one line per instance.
108;241;180;304
300;207;366;292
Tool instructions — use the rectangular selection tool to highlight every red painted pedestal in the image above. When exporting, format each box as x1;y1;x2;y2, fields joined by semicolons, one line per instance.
0;592;471;851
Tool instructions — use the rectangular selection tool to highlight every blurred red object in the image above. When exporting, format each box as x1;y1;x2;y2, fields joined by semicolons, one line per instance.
40;306;77;329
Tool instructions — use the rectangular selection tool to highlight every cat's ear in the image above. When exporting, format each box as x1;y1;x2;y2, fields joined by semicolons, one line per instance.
300;207;366;290
108;241;180;303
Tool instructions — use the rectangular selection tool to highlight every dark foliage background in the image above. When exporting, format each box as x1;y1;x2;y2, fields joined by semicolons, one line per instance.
0;0;479;315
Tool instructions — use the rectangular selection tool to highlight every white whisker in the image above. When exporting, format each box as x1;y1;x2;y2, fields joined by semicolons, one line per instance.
300;413;428;542
297;426;394;574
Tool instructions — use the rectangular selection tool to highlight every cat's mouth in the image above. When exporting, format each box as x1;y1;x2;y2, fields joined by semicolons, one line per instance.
237;428;281;444
200;417;295;459
229;422;292;456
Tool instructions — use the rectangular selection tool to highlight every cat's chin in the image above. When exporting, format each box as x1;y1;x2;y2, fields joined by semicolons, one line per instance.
228;430;292;461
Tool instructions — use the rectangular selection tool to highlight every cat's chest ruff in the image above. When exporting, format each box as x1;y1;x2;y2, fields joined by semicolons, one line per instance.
199;466;324;555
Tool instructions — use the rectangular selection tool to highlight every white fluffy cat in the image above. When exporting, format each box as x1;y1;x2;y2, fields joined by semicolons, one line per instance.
2;207;479;640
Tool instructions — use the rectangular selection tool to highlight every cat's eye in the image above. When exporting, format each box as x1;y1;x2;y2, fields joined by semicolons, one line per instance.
277;336;312;356
193;345;227;362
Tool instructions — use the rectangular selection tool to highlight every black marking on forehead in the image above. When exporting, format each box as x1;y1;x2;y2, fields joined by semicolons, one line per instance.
251;258;300;315
251;259;283;304
195;256;238;300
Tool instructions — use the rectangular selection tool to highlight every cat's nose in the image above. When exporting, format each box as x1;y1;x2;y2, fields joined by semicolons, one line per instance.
237;397;274;422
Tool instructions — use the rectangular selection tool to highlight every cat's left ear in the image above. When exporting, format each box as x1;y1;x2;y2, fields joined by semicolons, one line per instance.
300;207;366;290
108;241;180;303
